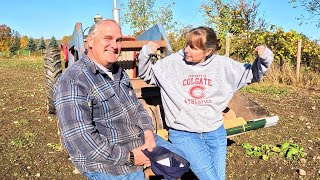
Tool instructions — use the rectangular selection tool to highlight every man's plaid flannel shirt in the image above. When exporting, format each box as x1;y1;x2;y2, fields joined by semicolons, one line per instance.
54;55;154;175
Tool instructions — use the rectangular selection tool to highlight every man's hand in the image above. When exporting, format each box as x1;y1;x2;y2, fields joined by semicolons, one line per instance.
143;130;156;151
147;41;160;54
130;130;156;168
131;147;151;167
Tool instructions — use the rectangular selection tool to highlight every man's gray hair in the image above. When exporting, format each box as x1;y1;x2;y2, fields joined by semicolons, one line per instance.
87;19;119;37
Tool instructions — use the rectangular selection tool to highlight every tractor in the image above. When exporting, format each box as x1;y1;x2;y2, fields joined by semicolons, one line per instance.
43;3;278;142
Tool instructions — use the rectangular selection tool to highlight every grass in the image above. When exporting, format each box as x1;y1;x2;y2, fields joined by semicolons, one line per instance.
13;106;27;112
10;132;37;148
13;118;29;126
0;57;44;70
241;84;289;97
47;142;63;152
262;62;320;88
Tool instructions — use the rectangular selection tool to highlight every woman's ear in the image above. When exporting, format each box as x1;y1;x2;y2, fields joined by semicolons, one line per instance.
205;49;213;56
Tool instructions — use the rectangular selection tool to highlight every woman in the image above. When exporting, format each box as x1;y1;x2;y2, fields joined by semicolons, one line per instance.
138;26;274;180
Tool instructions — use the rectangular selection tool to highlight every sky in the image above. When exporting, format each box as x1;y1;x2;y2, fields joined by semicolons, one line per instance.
0;0;319;41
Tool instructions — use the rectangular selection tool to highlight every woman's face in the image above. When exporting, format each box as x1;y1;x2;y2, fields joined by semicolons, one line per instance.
184;44;211;64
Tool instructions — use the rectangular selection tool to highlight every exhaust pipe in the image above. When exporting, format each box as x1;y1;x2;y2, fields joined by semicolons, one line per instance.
113;0;120;24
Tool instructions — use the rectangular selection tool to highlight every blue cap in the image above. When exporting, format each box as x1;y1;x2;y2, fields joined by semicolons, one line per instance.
142;146;190;179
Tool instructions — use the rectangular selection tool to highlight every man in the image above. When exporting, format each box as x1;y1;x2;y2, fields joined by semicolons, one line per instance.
54;19;184;179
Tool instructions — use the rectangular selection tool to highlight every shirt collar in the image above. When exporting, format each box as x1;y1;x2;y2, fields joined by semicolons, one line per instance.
94;62;114;80
82;54;123;82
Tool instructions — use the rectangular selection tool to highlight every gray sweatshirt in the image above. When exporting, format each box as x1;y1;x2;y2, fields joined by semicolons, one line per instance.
138;46;274;132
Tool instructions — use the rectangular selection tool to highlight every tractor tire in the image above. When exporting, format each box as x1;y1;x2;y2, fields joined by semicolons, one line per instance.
44;47;62;114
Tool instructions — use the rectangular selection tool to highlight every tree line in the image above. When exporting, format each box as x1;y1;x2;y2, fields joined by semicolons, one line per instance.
122;0;320;71
0;24;71;57
0;0;319;72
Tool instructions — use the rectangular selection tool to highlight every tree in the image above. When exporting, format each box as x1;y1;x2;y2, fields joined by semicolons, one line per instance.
0;24;12;52
201;0;267;61
48;36;59;48
25;38;37;53
20;35;28;49
290;0;320;27
12;31;21;48
122;0;177;36
201;0;267;38
167;25;193;52
38;37;46;55
9;31;21;55
61;35;71;46
9;43;19;55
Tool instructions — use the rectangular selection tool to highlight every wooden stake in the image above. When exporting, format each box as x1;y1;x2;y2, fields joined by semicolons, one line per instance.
296;39;302;81
225;33;230;57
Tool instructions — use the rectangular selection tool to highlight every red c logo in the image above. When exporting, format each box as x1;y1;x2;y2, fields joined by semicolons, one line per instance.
189;85;206;99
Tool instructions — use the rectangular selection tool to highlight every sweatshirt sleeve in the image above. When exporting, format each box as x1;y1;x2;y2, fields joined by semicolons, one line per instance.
138;45;159;85
234;46;274;90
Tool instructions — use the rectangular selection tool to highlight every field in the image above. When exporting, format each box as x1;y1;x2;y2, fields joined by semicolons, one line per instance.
0;58;319;179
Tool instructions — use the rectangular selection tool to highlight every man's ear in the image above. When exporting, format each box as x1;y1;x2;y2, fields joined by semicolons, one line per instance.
88;36;94;48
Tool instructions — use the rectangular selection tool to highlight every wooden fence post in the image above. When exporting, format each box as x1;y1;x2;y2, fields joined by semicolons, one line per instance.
296;39;302;81
225;33;230;57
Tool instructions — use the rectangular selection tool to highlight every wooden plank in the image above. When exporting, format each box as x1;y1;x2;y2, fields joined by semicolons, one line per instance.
121;40;167;51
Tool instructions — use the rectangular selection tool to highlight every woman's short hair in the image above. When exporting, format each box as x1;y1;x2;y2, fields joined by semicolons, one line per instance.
186;26;221;53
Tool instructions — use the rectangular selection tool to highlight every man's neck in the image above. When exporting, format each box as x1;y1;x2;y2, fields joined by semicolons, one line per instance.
93;61;114;80
87;53;113;69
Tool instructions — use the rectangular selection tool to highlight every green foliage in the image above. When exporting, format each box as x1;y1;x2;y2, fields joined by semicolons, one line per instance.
1;58;43;70
25;38;37;52
264;28;301;65
263;28;320;71
48;36;59;48
241;84;289;96
201;0;267;38
12;31;21;48
47;143;63;152
241;142;305;161
201;0;268;61
9;31;21;55
13;119;29;126
122;0;177;36
38;37;46;51
200;0;320;70
12;49;30;56
9;43;19;55
300;38;320;71
10;132;36;148
167;25;192;52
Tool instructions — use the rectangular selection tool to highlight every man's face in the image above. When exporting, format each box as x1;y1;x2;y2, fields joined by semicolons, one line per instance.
88;21;122;68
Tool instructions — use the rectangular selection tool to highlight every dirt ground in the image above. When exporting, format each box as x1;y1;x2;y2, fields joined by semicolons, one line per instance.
0;58;319;180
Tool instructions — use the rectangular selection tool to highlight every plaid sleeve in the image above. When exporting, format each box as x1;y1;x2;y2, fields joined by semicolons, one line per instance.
54;78;129;166
136;99;154;132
